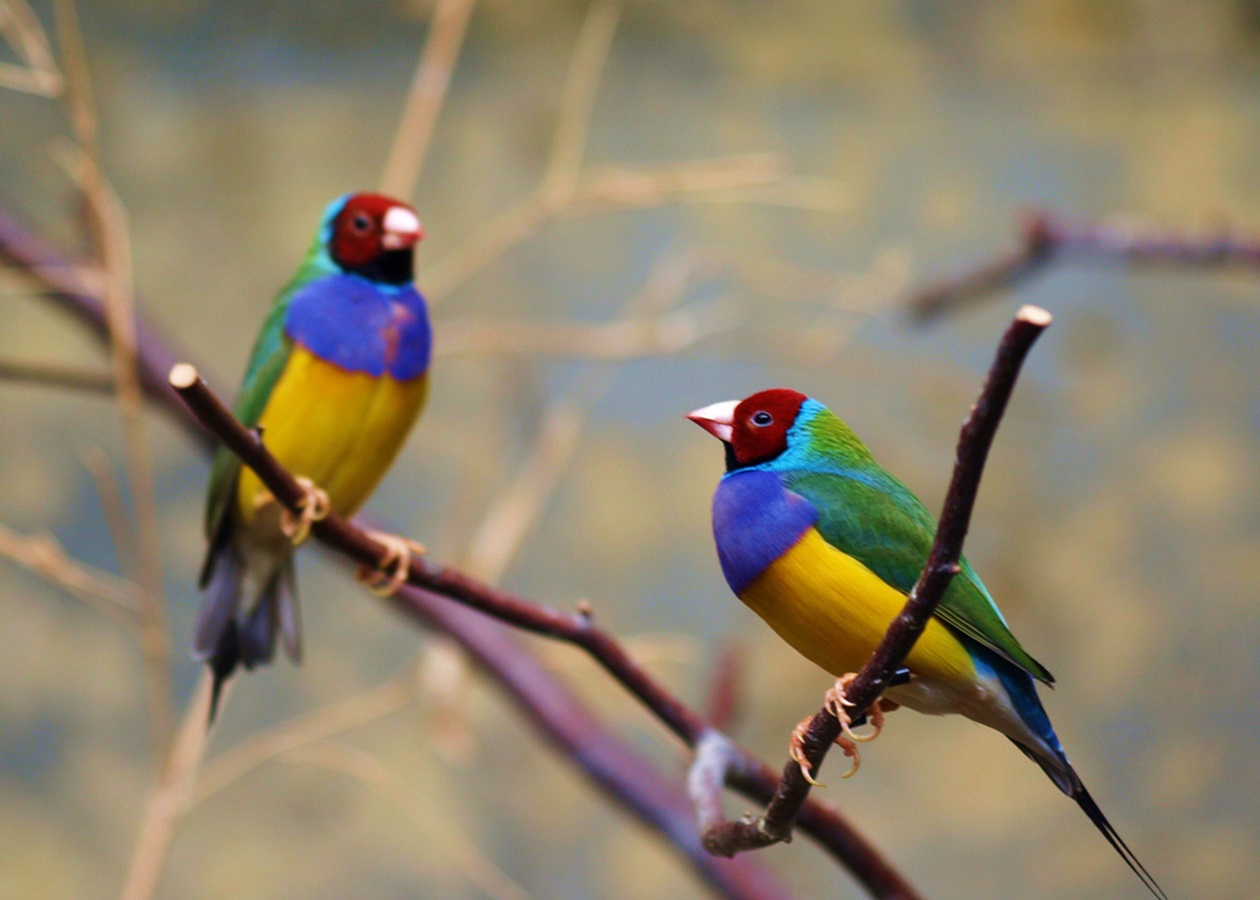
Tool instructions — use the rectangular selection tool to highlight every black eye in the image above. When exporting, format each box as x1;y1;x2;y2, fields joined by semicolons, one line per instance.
351;214;371;232
751;411;772;427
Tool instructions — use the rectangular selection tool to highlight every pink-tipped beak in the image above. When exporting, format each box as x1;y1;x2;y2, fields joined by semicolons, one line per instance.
686;399;738;443
381;205;424;250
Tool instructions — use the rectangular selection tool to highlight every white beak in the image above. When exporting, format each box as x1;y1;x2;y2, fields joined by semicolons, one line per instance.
686;399;738;443
381;206;423;250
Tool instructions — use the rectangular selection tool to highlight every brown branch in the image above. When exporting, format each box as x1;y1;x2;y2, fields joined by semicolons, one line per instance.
0;206;207;442
909;208;1260;322
166;362;916;898
694;305;1052;860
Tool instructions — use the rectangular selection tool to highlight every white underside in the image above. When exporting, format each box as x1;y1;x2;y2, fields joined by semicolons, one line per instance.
885;668;1064;770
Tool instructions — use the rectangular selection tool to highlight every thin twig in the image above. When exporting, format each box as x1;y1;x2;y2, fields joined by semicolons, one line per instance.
425;154;787;300
435;300;739;360
908;208;1260;322
378;0;476;198
459;400;586;582
55;0;173;764
78;444;140;590
694;305;1052;862
119;674;214;900
0;0;63;95
540;0;620;199
190;673;415;808
394;588;792;900
279;740;530;900
0;521;138;624
0;358;115;393
0;207;198;421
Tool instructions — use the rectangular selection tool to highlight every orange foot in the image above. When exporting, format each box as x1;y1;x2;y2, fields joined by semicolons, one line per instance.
789;673;895;785
278;477;330;544
358;532;427;596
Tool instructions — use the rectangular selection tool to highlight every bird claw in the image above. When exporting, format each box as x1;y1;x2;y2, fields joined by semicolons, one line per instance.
789;673;896;784
278;477;330;544
789;715;826;787
358;532;426;596
789;711;864;784
824;672;886;747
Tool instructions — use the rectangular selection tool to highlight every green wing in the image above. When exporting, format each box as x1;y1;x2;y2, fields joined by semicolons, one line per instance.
782;468;1054;685
201;294;295;553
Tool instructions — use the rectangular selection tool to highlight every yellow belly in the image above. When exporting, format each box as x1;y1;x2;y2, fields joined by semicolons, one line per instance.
236;347;429;524
738;528;976;688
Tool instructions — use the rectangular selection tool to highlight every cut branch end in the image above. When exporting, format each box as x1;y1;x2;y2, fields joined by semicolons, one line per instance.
167;363;198;390
1016;304;1052;327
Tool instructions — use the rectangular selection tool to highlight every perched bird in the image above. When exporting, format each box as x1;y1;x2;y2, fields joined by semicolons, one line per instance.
197;193;430;717
689;389;1165;899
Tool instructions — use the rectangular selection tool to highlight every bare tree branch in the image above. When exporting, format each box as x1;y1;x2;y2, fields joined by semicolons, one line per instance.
0;207;206;439
908;208;1260;322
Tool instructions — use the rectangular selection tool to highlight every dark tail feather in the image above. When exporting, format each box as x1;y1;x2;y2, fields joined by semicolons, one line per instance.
197;538;245;726
195;540;243;661
207;622;239;723
1012;740;1168;899
197;540;302;725
1071;781;1168;900
203;579;283;726
238;587;279;667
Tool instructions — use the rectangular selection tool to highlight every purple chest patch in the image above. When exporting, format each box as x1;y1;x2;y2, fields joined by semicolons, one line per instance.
712;470;817;594
284;275;431;380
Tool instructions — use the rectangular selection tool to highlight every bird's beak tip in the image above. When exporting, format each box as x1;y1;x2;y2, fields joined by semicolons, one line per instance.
382;206;424;250
686;400;738;443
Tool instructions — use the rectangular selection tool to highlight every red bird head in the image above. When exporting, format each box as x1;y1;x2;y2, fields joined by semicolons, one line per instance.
328;193;424;284
688;389;807;468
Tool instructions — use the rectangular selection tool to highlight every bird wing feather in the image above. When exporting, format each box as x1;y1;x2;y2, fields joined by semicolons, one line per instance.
782;468;1054;685
199;292;296;584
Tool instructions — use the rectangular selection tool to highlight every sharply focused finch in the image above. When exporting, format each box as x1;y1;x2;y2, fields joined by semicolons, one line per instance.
689;388;1165;898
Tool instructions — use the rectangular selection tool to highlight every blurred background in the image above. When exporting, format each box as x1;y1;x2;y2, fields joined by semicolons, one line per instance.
1;1;1258;897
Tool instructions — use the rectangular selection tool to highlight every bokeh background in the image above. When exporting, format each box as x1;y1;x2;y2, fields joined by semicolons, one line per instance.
2;1;1258;897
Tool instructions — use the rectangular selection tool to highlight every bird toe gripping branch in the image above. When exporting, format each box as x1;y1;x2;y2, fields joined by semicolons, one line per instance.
790;673;887;784
278;477;330;544
358;532;427;596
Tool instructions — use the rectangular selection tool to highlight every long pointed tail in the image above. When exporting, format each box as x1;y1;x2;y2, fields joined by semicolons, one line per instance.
1012;741;1168;899
1070;779;1168;900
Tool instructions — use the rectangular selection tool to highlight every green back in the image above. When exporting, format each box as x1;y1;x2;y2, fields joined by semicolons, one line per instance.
202;220;340;544
202;298;294;541
767;402;1054;685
